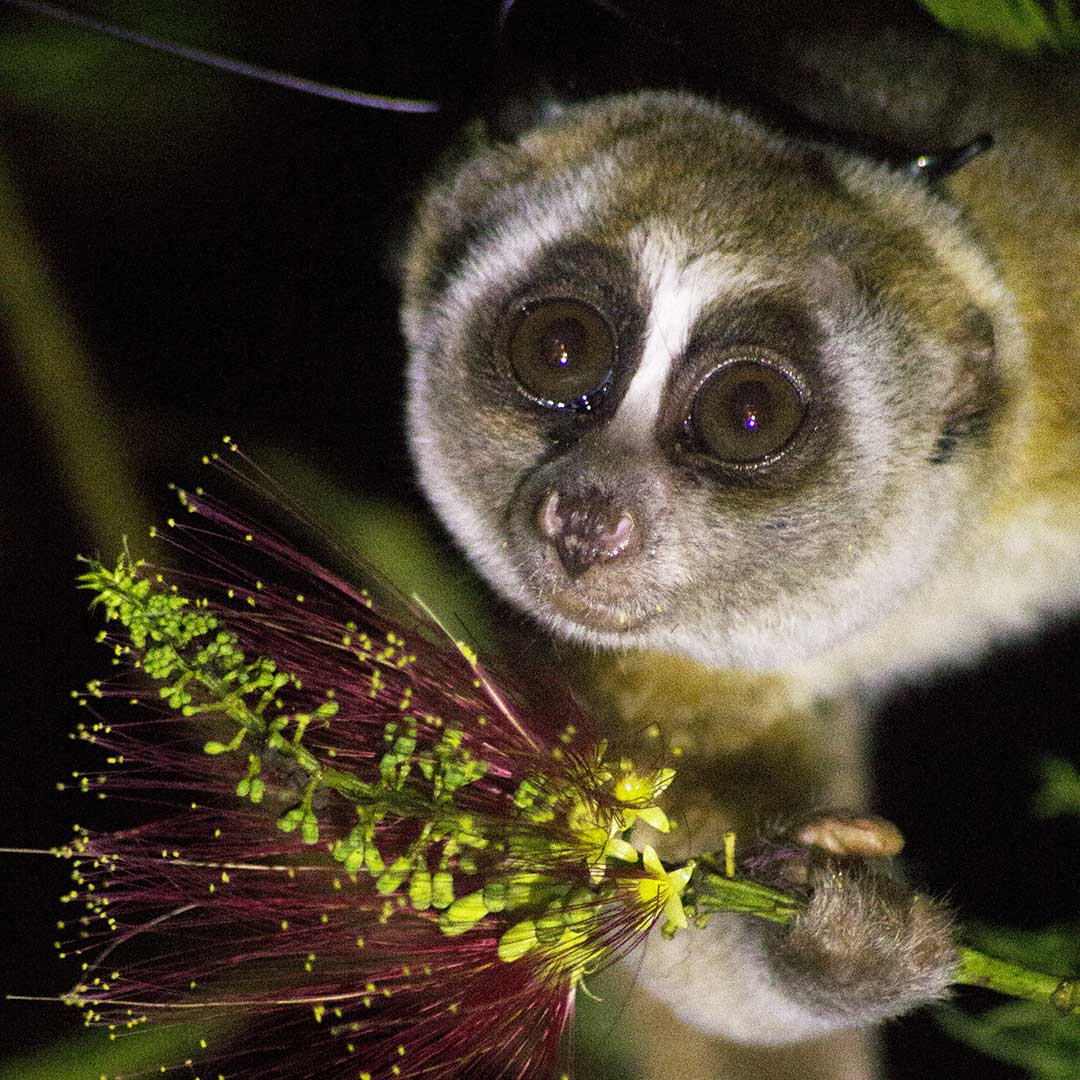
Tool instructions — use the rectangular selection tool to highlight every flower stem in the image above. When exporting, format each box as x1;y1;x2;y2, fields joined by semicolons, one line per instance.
688;868;801;925
954;947;1080;1015
688;865;1080;1014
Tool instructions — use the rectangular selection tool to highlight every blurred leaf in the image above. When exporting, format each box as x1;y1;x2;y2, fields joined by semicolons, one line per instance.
0;144;149;550
572;977;640;1080
0;1;236;181
0;26;119;104
0;1020;237;1080
939;1000;1080;1079
943;923;1080;1076
964;923;1080;973
343;497;503;654
918;0;1080;51
1034;756;1080;818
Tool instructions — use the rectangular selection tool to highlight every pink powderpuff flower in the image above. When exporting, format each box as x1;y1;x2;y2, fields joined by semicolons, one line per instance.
56;441;688;1080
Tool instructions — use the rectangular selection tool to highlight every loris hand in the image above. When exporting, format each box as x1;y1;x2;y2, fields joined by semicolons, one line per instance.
744;812;959;1029
634;812;957;1044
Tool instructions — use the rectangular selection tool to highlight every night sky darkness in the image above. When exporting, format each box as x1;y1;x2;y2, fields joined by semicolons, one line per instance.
0;3;1077;1078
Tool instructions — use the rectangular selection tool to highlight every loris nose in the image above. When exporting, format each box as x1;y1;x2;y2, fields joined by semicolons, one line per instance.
537;488;637;578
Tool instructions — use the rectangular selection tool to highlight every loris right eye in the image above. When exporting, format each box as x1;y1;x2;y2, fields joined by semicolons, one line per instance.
507;299;615;409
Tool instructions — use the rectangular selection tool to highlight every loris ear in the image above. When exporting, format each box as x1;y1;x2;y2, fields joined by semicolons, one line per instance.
402;135;533;308
802;257;1001;467
931;305;1001;465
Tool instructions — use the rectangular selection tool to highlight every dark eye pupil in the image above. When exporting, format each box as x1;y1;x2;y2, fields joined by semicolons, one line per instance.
544;318;584;369
692;362;804;464
508;299;614;408
731;380;770;432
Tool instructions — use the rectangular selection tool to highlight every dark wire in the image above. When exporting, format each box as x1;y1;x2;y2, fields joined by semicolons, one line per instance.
2;0;442;113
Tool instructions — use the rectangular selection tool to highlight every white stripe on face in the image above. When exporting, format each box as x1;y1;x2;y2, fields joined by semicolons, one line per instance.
609;227;769;444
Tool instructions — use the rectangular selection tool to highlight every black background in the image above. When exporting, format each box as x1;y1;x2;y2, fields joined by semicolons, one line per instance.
0;2;1077;1078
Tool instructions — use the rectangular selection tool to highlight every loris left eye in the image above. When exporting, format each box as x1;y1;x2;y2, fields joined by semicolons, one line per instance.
690;360;807;465
507;298;615;409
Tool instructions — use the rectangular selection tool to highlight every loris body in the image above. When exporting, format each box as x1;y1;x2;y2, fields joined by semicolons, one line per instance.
401;11;1079;1079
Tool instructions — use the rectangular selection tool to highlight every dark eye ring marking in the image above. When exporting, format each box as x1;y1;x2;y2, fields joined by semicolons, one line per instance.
506;297;616;412
687;354;809;468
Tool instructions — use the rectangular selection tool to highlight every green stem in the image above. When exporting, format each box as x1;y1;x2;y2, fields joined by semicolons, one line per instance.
954;947;1080;1015
689;868;801;925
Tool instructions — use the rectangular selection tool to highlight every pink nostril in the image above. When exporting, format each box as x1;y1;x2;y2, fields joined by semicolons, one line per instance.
539;490;564;542
607;513;634;552
536;488;638;578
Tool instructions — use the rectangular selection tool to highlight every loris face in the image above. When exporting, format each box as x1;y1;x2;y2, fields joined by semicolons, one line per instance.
401;91;1014;672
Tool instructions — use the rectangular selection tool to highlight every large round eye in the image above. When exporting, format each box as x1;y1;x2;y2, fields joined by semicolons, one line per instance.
691;361;806;464
508;299;615;407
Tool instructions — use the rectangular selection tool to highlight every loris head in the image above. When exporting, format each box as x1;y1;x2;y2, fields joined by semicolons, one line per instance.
401;91;1019;672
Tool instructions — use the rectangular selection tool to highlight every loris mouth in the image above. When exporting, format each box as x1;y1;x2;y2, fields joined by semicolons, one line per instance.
544;585;655;634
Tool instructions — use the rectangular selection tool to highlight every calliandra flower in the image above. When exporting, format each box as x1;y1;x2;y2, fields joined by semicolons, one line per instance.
638;845;694;931
53;442;690;1080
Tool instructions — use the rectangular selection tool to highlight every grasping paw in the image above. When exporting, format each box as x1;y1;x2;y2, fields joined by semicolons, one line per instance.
745;811;958;1023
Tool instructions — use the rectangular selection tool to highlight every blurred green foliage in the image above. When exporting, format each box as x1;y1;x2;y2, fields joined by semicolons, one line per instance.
939;1000;1080;1080
937;761;1080;1078
1034;756;1080;818
0;1021;236;1080
918;0;1080;50
0;1;236;179
270;453;503;656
